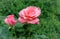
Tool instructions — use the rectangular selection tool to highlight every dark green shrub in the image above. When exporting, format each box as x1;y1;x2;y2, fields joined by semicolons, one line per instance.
0;0;60;39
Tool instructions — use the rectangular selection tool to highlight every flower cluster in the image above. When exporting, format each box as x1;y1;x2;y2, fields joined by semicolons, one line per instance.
4;6;41;26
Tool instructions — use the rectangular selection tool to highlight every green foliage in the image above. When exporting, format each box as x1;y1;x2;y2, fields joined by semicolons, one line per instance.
0;0;60;39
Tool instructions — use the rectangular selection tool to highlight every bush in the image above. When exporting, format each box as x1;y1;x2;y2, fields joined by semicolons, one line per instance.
0;0;60;39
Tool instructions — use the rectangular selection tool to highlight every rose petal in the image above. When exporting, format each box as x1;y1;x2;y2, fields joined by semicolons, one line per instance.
18;17;26;23
27;18;39;24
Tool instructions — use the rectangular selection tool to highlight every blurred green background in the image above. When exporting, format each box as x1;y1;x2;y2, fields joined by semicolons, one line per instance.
0;0;60;39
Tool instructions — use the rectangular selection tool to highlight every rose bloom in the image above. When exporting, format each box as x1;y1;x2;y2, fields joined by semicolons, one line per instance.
18;6;41;24
4;14;16;26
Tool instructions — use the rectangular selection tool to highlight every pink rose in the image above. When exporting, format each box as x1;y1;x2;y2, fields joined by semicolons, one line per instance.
18;6;41;24
4;14;16;26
